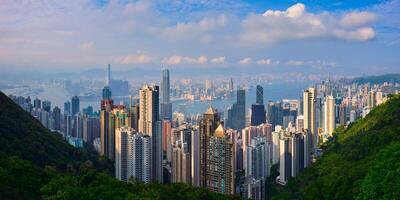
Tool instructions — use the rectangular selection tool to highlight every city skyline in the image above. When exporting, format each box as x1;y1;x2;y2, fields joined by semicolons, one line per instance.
0;0;399;77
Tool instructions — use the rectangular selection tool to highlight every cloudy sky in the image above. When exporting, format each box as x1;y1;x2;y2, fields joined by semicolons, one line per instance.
0;0;399;76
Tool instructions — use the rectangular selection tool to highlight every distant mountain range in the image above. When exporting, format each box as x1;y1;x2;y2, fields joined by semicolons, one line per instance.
352;73;400;85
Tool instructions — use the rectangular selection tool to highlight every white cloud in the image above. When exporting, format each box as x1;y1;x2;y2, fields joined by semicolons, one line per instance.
115;54;154;64
239;57;252;64
341;11;377;27
163;55;208;65
256;58;272;65
211;56;226;64
240;3;376;44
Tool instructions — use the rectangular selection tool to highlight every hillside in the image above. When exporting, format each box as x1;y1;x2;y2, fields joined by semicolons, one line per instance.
271;94;400;200
352;74;400;85
0;91;237;200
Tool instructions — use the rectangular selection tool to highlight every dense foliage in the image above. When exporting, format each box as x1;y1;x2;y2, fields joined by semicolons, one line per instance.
0;91;237;200
270;94;400;200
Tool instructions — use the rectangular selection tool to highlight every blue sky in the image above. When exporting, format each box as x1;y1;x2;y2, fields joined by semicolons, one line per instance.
0;0;399;76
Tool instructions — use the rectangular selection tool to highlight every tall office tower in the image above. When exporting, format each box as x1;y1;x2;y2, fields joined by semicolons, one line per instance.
271;131;281;165
63;114;72;136
138;85;162;183
162;120;171;153
52;106;61;131
251;105;266;126
42;100;51;112
33;98;41;109
64;101;71;115
339;104;347;125
107;64;111;86
278;136;291;185
245;137;271;179
296;115;304;132
267;101;283;129
129;102;139;131
229;89;246;131
367;90;376;108
191;128;200;187
171;141;191;184
303;88;317;152
290;133;303;177
102;86;112;100
115;127;133;181
71;96;80;116
206;124;235;195
199;106;222;188
83;116;100;143
256;85;263;105
324;96;335;137
229;78;234;93
160;69;172;120
74;113;84;138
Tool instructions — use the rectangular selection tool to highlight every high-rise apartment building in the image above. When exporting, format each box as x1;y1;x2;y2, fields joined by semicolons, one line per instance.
199;106;222;188
206;124;235;195
138;85;162;183
324;96;335;137
303;88;317;152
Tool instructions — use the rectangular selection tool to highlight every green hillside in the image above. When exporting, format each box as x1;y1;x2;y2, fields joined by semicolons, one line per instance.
271;94;400;200
0;91;237;200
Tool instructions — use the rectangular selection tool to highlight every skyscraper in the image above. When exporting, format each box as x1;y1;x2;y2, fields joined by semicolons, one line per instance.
42;100;51;112
230;89;246;131
324;96;335;138
71;96;80;116
199;106;222;188
115;127;152;183
33;98;41;109
256;85;263;105
160;69;172;120
107;64;111;86
303;88;317;152
138;85;162;183
206;124;235;194
102;86;112;100
64;101;71;115
52;106;61;131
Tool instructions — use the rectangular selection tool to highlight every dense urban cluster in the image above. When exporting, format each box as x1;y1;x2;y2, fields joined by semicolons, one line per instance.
8;66;399;200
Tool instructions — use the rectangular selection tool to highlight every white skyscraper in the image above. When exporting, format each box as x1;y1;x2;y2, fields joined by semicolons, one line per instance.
245;137;271;179
115;127;152;183
324;96;335;138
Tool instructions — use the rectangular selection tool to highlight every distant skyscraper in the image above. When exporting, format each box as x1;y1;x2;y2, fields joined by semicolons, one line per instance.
230;89;246;131
52;106;61;131
42;100;51;112
256;85;263;105
33;98;41;109
324;96;335;138
303;88;317;152
160;69;172;120
64;101;71;115
138;85;162;183
251;104;266;126
102;86;112;100
71;96;80;116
